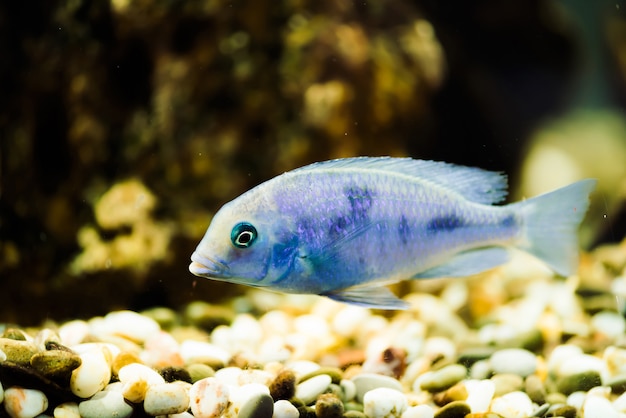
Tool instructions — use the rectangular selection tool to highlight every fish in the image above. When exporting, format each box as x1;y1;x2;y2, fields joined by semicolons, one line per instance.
189;157;596;309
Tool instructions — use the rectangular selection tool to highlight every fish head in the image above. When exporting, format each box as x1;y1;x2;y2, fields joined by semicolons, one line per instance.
189;191;298;288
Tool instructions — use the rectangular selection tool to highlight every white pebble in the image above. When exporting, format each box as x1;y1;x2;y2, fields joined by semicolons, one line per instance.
352;373;404;403
490;348;537;377
4;387;48;418
331;306;371;338
214;366;244;385
558;354;604;377
189;378;230;418
465;379;495;413
613;391;626;412
70;345;112;398
469;359;491;380
583;395;619;418
285;360;320;378
489;391;533;418
53;402;80;418
229;314;264;348
363;387;408;418
295;374;332;404
58;320;90;346
591;311;626;340
272;400;299;418
567;391;587;410
78;390;133;418
180;340;231;365
92;310;160;343
118;363;165;403
143;382;190;416
604;346;626;379
401;405;434;418
547;344;583;375
340;379;357;402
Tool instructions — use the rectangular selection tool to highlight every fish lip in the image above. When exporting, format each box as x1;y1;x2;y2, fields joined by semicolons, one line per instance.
189;252;230;278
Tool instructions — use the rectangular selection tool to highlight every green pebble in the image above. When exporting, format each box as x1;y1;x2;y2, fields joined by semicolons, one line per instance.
420;364;467;393
299;367;343;385
315;393;344;418
0;338;38;365
343;402;363;412
556;371;602;395
186;363;215;382
1;328;28;341
342;411;367;418
30;350;82;381
433;401;471;418
524;374;546;405
140;307;179;329
298;405;317;418
547;404;577;418
544;392;567;405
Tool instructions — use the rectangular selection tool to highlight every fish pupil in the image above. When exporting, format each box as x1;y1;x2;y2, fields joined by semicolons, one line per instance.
231;222;257;248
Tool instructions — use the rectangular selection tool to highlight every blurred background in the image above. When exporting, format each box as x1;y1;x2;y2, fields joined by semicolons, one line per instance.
1;0;625;325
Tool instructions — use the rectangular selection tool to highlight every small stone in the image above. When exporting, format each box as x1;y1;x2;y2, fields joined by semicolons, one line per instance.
352;373;403;403
0;338;39;366
591;311;625;340
582;395;619;418
489;349;537;377
547;404;577;418
556;371;602;395
433;401;470;418
95;310;161;343
524;375;546;405
53;402;80;418
315;393;344;418
269;369;297;401
340;379;357;402
401;405;435;418
118;363;166;403
3;387;48;418
239;392;274;418
187;363;216;383
70;345;112;398
296;374;332;404
432;382;467;406
363;387;407;418
489;391;533;418
30;350;82;382
179;340;231;366
189;377;230;418
544;392;567;405
490;374;523;397
160;366;192;383
299;367;343;385
557;354;604;377
343;411;367;418
464;380;494;413
58;320;90;347
143;382;190;416
273;400;299;418
111;351;142;377
142;331;184;368
419;364;467;393
78;390;133;418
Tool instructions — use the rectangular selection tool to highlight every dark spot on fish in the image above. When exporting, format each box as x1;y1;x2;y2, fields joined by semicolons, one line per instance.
398;215;411;245
501;214;516;228
271;236;299;270
329;214;351;239
345;185;373;222
426;214;464;234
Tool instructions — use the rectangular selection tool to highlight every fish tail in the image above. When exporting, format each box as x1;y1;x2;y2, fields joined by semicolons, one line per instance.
512;179;596;276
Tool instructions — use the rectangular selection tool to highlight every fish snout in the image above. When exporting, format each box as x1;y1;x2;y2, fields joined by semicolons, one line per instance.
189;252;230;278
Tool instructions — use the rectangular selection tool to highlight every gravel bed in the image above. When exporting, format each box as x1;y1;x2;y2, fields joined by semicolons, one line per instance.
1;243;625;418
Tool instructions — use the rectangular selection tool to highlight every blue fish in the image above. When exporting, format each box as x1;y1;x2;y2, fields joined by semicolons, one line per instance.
189;157;595;309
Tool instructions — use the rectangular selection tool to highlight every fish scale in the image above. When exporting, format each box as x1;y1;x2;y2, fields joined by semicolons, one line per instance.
189;157;595;309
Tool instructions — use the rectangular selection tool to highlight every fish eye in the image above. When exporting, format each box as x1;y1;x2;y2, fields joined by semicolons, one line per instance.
231;222;257;248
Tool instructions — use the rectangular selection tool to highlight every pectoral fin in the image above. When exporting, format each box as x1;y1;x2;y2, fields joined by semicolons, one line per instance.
413;247;510;279
324;286;409;310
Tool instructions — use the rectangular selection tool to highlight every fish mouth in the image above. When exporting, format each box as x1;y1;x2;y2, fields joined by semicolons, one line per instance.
189;252;230;278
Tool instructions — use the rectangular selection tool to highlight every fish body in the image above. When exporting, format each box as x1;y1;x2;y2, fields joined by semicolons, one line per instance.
190;157;595;309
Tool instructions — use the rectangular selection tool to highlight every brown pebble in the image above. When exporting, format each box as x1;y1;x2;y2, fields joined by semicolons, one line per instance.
269;369;296;400
159;366;192;383
30;350;81;382
434;401;471;418
336;349;366;369
0;338;39;365
315;393;344;418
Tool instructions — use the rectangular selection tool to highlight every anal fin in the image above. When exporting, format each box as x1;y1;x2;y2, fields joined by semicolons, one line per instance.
413;247;510;279
324;286;409;310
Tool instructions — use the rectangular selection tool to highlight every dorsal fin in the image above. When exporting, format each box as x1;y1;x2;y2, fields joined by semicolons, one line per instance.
291;157;508;204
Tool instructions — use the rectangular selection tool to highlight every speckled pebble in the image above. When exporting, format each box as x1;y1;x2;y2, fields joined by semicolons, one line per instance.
556;371;602;395
238;392;274;418
489;349;537;377
315;393;344;418
273;400;299;418
363;387;407;418
189;377;230;418
3;387;48;418
432;401;470;418
269;369;296;400
78;390;133;418
489;391;533;418
296;374;332;404
0;339;38;366
352;373;404;403
118;362;165;403
30;350;82;381
401;405;434;418
53;402;80;418
419;364;467;393
69;345;112;398
143;382;190;415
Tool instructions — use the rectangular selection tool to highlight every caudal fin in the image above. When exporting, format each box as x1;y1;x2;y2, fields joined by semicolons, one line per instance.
513;179;596;277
